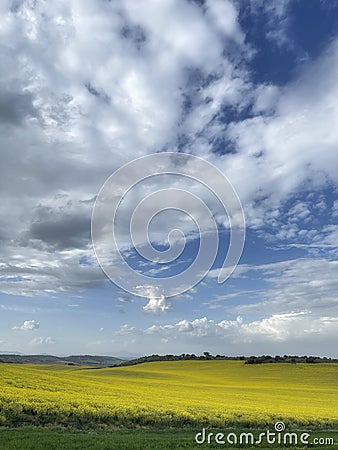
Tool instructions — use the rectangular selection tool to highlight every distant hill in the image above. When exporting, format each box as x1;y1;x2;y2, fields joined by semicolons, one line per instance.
1;353;336;367
0;354;124;366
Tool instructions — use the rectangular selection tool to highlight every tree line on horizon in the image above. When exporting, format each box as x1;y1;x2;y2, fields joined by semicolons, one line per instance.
118;352;338;367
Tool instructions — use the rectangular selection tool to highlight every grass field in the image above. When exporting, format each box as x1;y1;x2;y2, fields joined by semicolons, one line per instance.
0;427;337;449
0;361;337;430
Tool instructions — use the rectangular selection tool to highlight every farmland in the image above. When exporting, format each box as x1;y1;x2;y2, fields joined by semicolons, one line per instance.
0;360;337;430
1;427;337;449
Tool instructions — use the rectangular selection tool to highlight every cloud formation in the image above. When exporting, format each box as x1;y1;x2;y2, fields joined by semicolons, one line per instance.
30;336;56;346
0;1;337;355
0;0;248;298
113;311;338;356
139;286;172;314
1;1;337;298
12;319;39;331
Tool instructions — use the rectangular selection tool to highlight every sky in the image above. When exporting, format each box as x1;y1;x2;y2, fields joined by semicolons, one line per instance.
0;0;337;358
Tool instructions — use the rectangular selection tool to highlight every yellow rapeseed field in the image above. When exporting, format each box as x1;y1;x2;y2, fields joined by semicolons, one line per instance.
0;361;337;428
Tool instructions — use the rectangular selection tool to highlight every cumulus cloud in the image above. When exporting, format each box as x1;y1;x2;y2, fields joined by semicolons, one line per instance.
12;319;39;331
114;311;338;356
145;312;328;343
138;286;172;314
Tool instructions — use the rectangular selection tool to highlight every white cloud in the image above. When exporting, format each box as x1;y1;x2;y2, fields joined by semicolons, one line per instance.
30;336;56;346
0;0;249;298
138;286;172;314
253;84;280;114
12;319;39;331
180;38;338;237
0;0;336;301
0;1;336;261
146;312;325;343
206;0;244;44
112;311;338;356
227;258;338;315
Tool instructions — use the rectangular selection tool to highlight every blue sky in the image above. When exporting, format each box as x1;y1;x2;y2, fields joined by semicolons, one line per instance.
0;0;337;357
